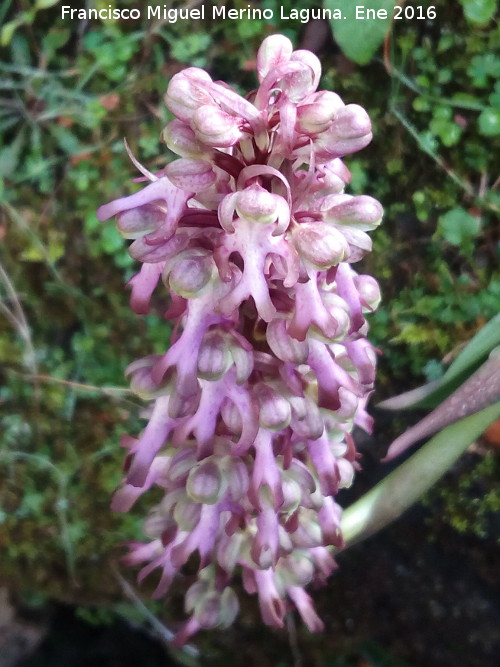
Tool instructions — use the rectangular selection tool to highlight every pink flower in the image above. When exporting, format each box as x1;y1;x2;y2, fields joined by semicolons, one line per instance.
98;34;382;642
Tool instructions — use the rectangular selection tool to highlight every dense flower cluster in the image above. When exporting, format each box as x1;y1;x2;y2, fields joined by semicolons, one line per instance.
97;35;382;644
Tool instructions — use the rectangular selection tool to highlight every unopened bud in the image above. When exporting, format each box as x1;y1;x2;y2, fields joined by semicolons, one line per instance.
221;399;242;435
235;185;289;225
296;91;344;134
257;384;292;430
292;222;349;269
116;204;164;239
166;249;213;297
333;104;372;138
257;34;293;82
126;355;166;398
164;67;214;122
323;194;383;231
192;105;245;148
266;318;309;364
355;274;381;311
193;588;239;629
161;119;210;158
276;551;315;588
186;458;226;504
173;500;202;531
164;158;216;192
223;457;250;501
316;104;372;158
198;331;232;380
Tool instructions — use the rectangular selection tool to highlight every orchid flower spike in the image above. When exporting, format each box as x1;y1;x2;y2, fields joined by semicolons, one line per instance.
98;34;382;645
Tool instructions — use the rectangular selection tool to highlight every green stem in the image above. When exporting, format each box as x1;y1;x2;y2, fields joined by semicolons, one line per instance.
341;402;500;548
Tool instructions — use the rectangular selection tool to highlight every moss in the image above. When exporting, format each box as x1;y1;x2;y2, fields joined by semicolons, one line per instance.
424;451;500;540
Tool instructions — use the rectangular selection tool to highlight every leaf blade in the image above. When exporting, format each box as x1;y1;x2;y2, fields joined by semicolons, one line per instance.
325;0;395;65
378;313;500;410
341;402;500;548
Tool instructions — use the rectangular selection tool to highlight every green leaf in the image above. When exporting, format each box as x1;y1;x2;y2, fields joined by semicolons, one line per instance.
42;27;71;55
444;314;500;383
0;17;25;47
478;107;500;136
35;0;61;8
101;225;124;254
325;0;395;65
0;128;26;177
164;32;211;64
467;54;500;87
379;313;500;410
430;116;463;146
459;0;498;24
341;402;500;549
48;124;81;155
435;207;480;248
384;348;500;459
11;33;32;66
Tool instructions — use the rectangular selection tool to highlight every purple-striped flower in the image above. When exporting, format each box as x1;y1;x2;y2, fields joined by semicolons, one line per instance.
98;34;382;645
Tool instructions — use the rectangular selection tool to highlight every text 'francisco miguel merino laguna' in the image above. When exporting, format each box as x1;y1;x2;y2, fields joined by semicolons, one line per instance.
60;5;347;23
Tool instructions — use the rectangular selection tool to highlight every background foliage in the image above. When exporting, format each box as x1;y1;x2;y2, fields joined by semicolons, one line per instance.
0;1;499;665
